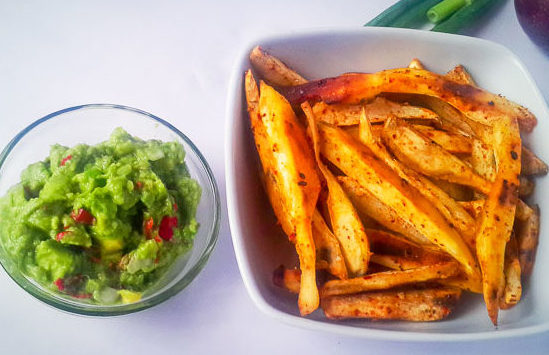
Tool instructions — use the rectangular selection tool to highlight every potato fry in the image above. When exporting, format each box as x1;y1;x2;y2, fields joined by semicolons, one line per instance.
521;146;549;176
381;119;491;194
358;113;476;249
273;266;301;294
312;210;348;280
249;46;307;87
475;118;521;325
338;175;434;247
515;204;540;277
410;125;474;155
304;102;370;277
446;65;477;86
322;287;461;321
321;261;459;297
500;234;522;309
280;68;537;132
247;73;321;315
311;97;440;127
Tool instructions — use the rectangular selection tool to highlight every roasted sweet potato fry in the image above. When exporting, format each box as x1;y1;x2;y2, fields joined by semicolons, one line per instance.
514;204;540;277
521;146;549;176
304;102;370;277
500;234;522;309
311;97;440;127
322;287;461;321
279;68;537;132
411;125;474;155
312;210;348;280
247;72;321;315
458;200;485;219
381;119;491;194
475;118;521;325
273;266;301;294
249;46;307;87
321;261;459;297
430;178;474;201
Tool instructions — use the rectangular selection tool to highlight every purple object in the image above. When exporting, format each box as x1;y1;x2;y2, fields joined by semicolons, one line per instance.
515;0;549;50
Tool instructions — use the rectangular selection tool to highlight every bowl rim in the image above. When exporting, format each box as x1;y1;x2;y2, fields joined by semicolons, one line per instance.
0;103;221;316
224;26;549;341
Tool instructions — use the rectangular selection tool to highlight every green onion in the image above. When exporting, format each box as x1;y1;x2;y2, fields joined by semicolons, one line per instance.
365;0;443;27
431;0;503;33
427;0;470;24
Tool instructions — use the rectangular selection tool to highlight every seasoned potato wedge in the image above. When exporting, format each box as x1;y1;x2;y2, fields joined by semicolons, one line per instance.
249;46;307;87
303;102;370;277
247;71;321;315
322;287;461;321
321;261;459;297
312;210;348;280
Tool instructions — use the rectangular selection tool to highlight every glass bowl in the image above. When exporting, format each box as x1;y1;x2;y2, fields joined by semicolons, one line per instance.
0;104;220;316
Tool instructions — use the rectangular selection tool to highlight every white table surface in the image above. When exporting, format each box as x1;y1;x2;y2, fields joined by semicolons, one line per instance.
0;1;548;354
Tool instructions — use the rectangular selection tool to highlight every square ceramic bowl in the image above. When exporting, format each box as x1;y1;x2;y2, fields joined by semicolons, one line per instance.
225;27;549;341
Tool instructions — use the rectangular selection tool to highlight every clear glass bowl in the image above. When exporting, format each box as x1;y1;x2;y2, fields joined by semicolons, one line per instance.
0;104;220;316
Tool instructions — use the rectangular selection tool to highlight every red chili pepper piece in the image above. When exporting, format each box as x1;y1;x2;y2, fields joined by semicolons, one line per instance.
135;181;143;190
70;208;95;225
154;235;163;243
60;155;72;166
56;231;69;241
173;202;178;212
144;217;154;239
54;278;65;291
158;216;178;241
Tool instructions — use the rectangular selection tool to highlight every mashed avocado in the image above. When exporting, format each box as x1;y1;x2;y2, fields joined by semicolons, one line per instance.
0;128;201;304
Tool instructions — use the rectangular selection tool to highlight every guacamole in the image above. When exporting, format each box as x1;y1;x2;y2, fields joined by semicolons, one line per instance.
0;128;201;304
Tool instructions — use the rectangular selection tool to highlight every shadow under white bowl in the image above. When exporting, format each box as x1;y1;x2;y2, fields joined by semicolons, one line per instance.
225;27;549;341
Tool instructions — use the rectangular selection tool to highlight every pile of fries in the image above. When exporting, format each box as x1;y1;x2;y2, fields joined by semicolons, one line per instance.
245;46;546;325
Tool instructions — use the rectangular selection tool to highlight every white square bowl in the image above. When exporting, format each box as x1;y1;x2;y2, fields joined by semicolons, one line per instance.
225;27;549;341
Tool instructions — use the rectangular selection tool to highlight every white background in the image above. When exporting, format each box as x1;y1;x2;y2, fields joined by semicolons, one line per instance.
1;1;548;354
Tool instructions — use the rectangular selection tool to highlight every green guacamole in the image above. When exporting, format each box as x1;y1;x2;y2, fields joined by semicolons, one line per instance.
0;128;201;304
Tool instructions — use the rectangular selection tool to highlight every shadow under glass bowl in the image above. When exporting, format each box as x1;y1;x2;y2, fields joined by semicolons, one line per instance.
0;104;220;316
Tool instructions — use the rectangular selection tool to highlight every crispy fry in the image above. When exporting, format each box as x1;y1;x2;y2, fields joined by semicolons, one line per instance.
381;119;491;194
279;68;537;132
312;210;348;280
273;266;301;294
446;65;477;86
500;234;522;309
322;287;461;321
521;146;549;176
475;117;521;325
411;125;474;155
311;97;440;127
338;175;433;247
358;113;476;249
321;261;459;297
249;75;321;315
249;46;307;87
304;102;370;277
515;204;540;277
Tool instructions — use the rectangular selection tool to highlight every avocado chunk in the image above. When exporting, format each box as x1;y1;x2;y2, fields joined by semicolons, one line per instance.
35;240;82;280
